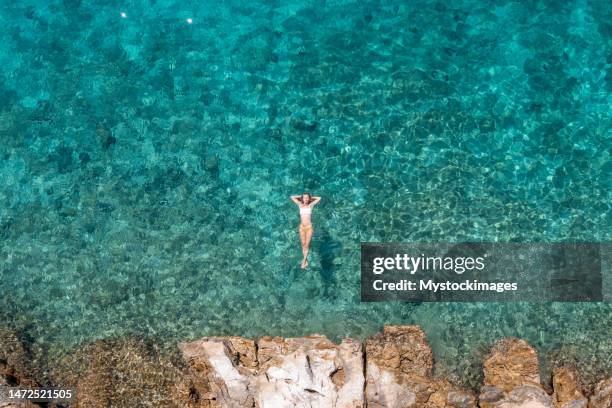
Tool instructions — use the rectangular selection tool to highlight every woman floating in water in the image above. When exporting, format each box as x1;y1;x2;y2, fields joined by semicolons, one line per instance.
291;192;321;269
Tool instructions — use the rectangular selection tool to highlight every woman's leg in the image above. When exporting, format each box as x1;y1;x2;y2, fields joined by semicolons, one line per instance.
299;226;308;268
302;227;313;268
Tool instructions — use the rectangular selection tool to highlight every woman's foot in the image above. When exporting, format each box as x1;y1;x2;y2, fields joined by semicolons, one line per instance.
301;258;309;269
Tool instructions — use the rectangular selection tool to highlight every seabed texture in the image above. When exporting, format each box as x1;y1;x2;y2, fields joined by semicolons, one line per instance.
0;0;610;384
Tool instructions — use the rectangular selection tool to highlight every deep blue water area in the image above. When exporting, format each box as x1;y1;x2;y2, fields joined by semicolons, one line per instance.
0;0;610;383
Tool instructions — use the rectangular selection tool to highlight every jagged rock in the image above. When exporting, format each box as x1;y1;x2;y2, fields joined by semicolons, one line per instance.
480;339;555;408
480;384;554;408
364;325;474;408
446;389;478;408
179;334;365;408
365;325;433;407
2;326;603;408
552;366;587;408
366;325;434;378
483;338;541;392
178;336;257;408
589;378;612;408
256;335;364;407
503;385;554;408
561;400;588;408
423;380;477;408
479;386;506;408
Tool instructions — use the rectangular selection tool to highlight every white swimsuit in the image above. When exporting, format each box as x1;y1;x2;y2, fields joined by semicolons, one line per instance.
300;206;312;215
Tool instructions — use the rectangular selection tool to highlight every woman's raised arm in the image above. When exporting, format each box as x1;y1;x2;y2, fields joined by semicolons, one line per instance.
309;196;321;206
290;195;302;205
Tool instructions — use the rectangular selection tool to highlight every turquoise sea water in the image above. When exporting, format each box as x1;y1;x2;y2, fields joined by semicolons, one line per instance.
0;0;610;384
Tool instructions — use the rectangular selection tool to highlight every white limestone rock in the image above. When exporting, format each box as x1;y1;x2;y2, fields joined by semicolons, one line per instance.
178;334;364;408
256;335;364;408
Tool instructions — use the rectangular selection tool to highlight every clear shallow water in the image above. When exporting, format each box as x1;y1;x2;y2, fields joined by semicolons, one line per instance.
0;0;610;384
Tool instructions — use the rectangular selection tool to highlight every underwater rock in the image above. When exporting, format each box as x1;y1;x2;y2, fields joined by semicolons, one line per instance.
0;329;40;408
0;328;38;389
97;124;116;150
589;378;612;408
52;338;184;408
203;155;220;177
0;400;38;408
78;151;91;164
51;144;75;174
290;119;318;132
483;338;541;392
552;366;587;408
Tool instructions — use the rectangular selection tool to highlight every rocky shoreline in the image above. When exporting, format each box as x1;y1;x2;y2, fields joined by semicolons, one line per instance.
1;326;610;408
